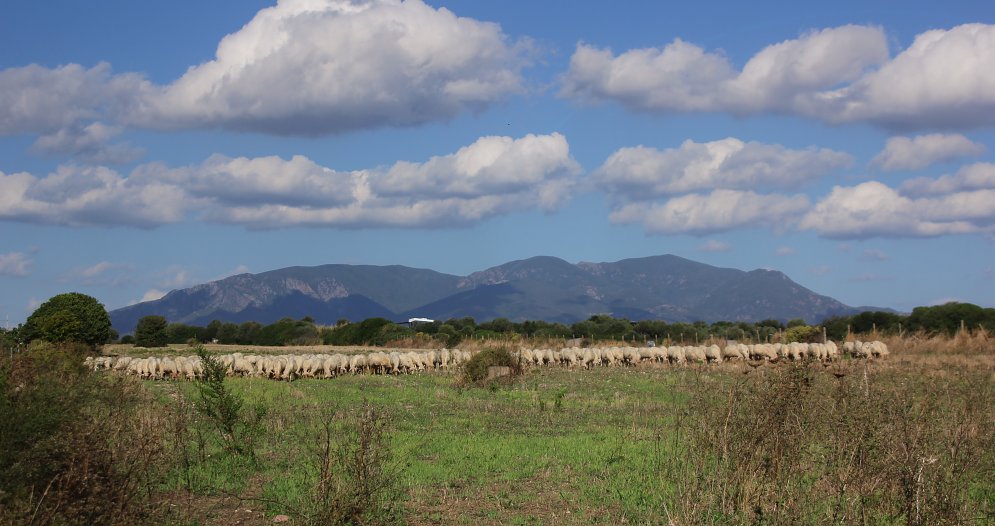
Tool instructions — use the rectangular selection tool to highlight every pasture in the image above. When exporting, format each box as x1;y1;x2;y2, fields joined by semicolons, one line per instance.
3;334;993;525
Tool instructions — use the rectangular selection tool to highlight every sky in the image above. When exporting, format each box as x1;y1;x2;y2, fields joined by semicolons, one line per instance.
2;0;994;325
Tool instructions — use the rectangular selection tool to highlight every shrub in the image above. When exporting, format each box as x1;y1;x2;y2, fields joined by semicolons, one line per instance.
784;324;821;343
275;402;404;526
657;361;994;524
0;342;168;524
462;346;521;385
192;346;265;461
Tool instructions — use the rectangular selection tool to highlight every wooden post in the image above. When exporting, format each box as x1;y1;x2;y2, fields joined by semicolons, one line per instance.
822;326;827;344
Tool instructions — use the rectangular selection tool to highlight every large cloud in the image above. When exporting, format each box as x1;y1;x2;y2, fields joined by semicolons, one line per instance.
561;38;737;112
0;63;145;136
0;0;527;146
0;165;189;227
901;162;995;196
198;133;580;228
871;133;984;171
562;25;887;115
562;23;995;129
610;189;810;235
0;133;579;229
134;0;527;135
0;63;148;162
799;181;995;238
824;24;995;128
595;138;850;199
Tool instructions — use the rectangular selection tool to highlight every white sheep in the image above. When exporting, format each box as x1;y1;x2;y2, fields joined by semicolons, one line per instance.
704;344;721;363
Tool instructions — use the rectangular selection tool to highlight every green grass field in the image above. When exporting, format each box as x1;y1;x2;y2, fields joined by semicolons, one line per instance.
4;337;992;525
147;349;993;526
155;366;692;525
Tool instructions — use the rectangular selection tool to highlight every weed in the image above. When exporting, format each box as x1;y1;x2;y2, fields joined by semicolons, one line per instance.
192;346;265;462
270;401;404;525
0;343;169;525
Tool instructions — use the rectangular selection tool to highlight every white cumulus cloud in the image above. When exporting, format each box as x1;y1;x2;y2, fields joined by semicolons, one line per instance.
0;63;146;136
824;24;995;128
134;0;528;135
0;133;579;229
901;162;995;196
799;181;995;238
871;134;984;171
0;165;190;228
562;25;887;116
595;138;850;199
562;23;995;129
610;189;809;235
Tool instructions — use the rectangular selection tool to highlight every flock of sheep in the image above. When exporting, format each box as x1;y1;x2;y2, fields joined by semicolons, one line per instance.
85;340;889;381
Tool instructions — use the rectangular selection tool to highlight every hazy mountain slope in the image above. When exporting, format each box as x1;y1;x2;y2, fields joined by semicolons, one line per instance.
110;255;863;332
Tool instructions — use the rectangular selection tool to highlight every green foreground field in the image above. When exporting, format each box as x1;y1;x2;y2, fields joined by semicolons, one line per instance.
157;366;682;525
4;337;993;525
141;346;994;526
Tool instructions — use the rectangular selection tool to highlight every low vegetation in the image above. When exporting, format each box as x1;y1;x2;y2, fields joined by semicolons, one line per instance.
1;330;992;525
460;345;522;386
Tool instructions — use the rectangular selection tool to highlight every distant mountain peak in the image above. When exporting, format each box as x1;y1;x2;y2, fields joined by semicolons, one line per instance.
110;254;866;332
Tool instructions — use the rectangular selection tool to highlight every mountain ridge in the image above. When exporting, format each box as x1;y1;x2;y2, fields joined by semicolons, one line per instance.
110;254;866;332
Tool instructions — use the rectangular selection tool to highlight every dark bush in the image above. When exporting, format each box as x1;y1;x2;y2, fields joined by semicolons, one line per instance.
0;343;168;524
462;346;521;385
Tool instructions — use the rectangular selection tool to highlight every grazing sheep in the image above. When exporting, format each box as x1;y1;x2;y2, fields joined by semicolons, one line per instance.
825;341;839;361
666;346;686;365
704;344;721;363
439;348;451;369
869;341;889;358
367;352;391;375
721;344;745;362
750;344;777;362
684;346;706;364
349;354;368;374
581;348;596;369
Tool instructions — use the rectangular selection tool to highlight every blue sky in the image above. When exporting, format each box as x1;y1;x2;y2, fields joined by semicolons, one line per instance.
2;0;994;325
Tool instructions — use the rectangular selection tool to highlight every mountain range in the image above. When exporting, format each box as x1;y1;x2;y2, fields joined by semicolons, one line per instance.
109;255;867;332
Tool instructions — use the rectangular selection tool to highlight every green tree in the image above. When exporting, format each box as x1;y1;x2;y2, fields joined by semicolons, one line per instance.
217;322;239;344
134;315;168;347
165;323;200;344
21;293;111;349
202;320;223;343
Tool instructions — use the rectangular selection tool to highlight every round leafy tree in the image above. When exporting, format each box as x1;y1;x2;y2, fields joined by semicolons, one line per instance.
134;315;168;347
22;293;112;349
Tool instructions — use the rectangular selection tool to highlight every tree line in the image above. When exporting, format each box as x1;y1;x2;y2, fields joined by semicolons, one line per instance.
2;293;992;352
123;301;995;348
